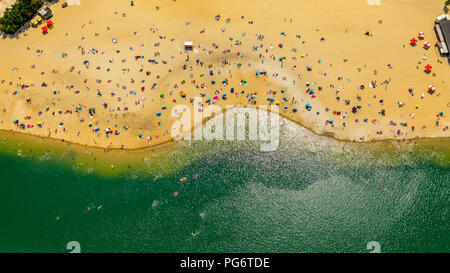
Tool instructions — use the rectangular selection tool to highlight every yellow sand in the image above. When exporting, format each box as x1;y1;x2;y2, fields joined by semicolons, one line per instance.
0;0;17;16
0;0;449;150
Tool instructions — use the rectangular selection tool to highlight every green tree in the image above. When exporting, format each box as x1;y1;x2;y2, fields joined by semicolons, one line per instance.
0;0;44;34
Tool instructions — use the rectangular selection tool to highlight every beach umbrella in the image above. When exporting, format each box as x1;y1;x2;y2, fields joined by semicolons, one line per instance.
41;26;48;33
418;32;425;39
46;20;53;27
423;41;431;48
410;38;417;45
305;103;312;111
428;85;435;92
424;64;432;72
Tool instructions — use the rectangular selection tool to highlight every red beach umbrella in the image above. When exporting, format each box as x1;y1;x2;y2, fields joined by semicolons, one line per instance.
46;20;53;27
424;64;432;71
423;41;431;48
418;32;425;39
410;38;417;45
41;26;48;33
428;85;435;92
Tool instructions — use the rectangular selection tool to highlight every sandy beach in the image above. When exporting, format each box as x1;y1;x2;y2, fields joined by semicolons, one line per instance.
0;0;449;150
0;0;16;16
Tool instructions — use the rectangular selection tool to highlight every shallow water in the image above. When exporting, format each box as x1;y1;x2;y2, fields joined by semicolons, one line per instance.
0;118;448;252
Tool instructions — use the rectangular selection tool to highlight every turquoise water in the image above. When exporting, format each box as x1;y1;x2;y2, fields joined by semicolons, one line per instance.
0;120;448;252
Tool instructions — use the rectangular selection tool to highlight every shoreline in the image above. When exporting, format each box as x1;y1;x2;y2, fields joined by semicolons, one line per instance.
1;111;449;155
1;106;450;154
1;118;449;180
1;108;448;179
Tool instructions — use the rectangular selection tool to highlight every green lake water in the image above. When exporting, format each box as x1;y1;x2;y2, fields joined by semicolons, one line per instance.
0;118;448;252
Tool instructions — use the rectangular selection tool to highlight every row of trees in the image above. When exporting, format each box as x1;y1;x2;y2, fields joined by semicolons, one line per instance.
0;0;44;34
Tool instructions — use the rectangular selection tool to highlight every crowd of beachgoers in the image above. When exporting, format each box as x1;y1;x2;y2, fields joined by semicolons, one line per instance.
0;0;448;150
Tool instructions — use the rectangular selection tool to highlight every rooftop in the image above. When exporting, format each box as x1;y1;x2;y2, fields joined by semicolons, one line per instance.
38;5;50;15
436;15;450;55
439;19;450;42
